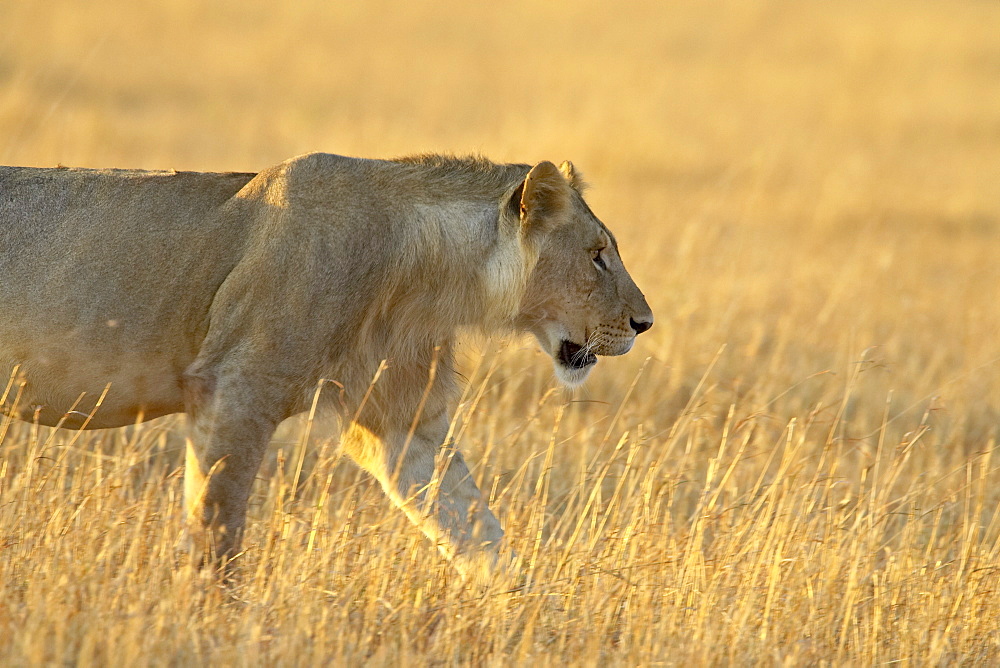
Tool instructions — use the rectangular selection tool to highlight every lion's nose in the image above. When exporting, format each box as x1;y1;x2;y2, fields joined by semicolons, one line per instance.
630;317;653;335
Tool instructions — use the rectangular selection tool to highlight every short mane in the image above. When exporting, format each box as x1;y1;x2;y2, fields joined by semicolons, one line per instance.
393;154;532;199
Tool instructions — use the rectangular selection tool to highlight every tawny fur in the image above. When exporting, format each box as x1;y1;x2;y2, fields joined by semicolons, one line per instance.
0;152;652;585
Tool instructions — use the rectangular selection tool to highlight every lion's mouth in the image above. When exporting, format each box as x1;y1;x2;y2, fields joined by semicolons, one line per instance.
558;340;597;370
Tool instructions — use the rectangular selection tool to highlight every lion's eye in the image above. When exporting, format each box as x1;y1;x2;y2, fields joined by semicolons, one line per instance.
592;248;607;271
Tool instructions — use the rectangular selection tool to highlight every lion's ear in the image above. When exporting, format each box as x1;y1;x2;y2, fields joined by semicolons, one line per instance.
559;160;586;191
518;160;571;240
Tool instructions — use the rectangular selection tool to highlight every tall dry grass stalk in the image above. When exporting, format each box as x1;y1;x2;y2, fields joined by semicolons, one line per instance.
2;354;998;663
2;0;999;663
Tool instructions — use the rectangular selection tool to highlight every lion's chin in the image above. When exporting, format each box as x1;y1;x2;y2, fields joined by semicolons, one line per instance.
552;339;597;387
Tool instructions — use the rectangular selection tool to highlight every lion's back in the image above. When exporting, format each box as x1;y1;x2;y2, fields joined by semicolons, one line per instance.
0;166;255;260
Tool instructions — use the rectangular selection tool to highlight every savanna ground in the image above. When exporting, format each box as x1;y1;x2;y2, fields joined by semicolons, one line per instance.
2;1;999;664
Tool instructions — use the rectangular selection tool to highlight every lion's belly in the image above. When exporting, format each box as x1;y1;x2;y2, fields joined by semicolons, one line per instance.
1;335;186;430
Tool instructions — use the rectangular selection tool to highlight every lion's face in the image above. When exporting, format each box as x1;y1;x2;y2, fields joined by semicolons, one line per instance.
516;193;653;386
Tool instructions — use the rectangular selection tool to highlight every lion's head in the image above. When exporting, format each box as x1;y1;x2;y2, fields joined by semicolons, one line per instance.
511;161;653;386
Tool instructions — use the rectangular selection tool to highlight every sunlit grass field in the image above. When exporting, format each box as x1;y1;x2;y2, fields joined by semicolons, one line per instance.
2;0;1000;663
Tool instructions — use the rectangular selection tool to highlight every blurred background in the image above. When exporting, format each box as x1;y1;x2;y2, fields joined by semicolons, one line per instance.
2;0;999;458
3;2;1000;661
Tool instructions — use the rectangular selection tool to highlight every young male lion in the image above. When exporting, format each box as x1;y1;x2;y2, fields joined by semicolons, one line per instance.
0;153;652;585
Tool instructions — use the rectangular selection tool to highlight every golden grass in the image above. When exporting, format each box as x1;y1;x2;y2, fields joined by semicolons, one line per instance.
2;0;1000;663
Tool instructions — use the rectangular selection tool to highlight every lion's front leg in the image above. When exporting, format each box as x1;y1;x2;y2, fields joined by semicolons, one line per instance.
182;368;283;571
343;413;509;586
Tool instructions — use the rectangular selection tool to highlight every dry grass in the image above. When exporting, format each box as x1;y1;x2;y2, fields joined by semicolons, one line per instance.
2;0;1000;664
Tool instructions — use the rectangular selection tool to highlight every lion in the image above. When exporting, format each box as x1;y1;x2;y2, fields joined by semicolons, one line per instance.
0;153;653;585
